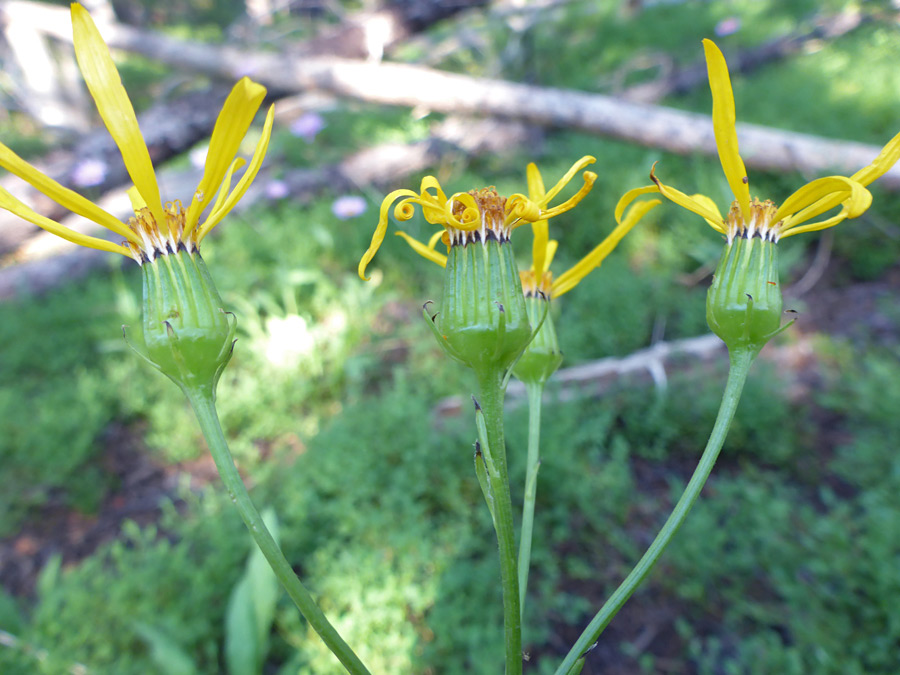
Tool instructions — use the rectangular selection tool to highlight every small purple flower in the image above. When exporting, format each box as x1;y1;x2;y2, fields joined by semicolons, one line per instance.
70;158;108;187
265;179;290;200
289;112;326;143
332;195;367;220
714;17;741;37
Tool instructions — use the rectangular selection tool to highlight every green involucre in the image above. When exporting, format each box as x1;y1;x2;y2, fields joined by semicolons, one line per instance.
707;235;783;354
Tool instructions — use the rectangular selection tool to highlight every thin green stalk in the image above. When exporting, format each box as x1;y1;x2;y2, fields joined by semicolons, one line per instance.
476;369;523;675
518;380;544;619
553;347;756;675
184;385;371;675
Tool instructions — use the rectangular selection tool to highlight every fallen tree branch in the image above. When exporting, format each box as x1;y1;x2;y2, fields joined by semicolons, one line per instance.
19;1;900;189
434;334;726;418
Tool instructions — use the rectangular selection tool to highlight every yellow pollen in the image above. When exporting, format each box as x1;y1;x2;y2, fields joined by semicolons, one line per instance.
125;200;198;264
725;197;780;242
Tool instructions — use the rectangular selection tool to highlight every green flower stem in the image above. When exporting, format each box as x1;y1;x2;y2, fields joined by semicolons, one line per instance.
476;368;523;675
553;347;756;675
517;380;544;619
184;385;371;675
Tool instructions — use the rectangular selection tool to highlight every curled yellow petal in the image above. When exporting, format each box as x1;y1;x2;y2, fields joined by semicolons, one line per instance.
703;39;750;224
186;77;267;234
552;199;660;298
395;230;447;267
542;155;596;205
533;170;597;223
359;187;420;280
0;186;132;256
71;3;165;229
197;105;275;241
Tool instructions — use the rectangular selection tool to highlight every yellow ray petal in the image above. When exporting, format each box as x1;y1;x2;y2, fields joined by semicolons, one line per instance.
790;129;900;227
209;158;246;219
71;3;165;229
779;203;855;239
526;163;551;276
359;187;421;280
427;229;445;250
690;193;727;231
774;175;870;226
703;39;750;223
614;184;660;224
543;239;559;270
534;170;597;222
542;155;596;205
651;168;725;230
0;142;138;244
778;176;871;236
185;77;267;234
552;199;660;297
0;186;131;256
852;129;900;187
127;185;146;211
395;230;447;267
196;105;274;241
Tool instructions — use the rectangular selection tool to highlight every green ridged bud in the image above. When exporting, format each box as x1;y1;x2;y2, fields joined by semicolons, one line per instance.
512;276;562;385
428;237;532;375
127;249;236;393
707;200;786;355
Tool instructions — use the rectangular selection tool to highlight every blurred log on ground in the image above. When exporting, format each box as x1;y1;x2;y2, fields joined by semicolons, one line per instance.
434;334;727;419
0;116;537;299
19;1;899;188
0;85;235;255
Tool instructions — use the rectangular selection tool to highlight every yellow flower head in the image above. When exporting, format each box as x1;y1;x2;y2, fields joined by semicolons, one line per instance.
616;39;900;243
0;4;274;264
358;156;598;280
519;161;660;299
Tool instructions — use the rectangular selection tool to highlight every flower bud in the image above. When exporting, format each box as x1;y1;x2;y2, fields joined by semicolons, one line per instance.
128;249;236;393
707;201;784;354
512;271;562;385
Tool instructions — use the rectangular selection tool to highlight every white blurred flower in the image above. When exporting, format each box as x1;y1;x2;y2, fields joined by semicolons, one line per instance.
189;145;208;169
331;194;367;219
714;17;741;37
289;112;326;142
265;179;289;200
70;158;108;187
